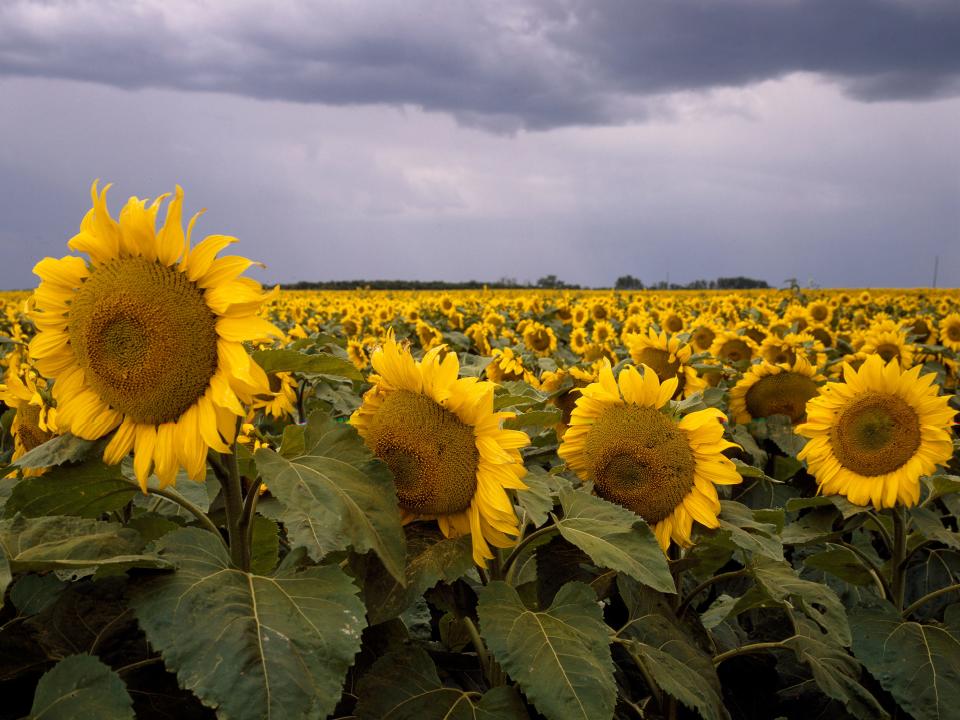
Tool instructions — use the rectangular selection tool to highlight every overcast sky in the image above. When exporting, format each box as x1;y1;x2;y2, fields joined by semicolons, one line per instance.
1;0;958;289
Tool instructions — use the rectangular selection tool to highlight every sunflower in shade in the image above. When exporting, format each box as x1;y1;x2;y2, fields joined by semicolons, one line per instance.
351;335;530;566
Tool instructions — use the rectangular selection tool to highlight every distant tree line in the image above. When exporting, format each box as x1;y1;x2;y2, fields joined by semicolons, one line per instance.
614;275;769;290
280;275;581;291
278;274;767;291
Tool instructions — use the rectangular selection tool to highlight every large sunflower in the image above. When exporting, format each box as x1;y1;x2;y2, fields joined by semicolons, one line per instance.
28;182;280;490
351;335;530;566
796;355;956;508
558;361;742;550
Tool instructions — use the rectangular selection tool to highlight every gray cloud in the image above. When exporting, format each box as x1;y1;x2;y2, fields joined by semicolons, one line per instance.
0;0;958;130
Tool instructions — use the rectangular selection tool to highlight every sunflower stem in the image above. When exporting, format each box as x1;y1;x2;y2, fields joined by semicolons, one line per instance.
676;568;748;616
890;506;909;611
502;525;560;585
139;483;225;548
462;616;499;687
901;583;960;618
712;638;792;665
219;446;250;571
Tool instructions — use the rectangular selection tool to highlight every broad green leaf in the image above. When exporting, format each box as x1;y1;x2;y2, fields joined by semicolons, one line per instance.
619;640;730;720
923;474;960;503
251;348;363;381
125;513;181;545
9;573;66;615
805;544;876;587
354;645;529;719
5;461;137;518
130;528;366;720
785;495;866;519
250;515;280;575
910;507;960;551
714;500;784;561
784;618;888;720
254;413;406;582
0;515;170;575
554;489;674;593
851;602;960;720
749;557;851;645
616;576;728;720
360;524;473;625
28;654;134;720
478;581;616;720
515;466;563;528
13;433;95;469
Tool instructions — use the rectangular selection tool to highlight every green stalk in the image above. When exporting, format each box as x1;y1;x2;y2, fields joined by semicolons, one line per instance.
502;525;560;585
217;446;250;571
890;506;909;612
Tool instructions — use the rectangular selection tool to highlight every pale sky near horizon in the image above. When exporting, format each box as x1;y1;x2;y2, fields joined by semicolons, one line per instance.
1;0;958;289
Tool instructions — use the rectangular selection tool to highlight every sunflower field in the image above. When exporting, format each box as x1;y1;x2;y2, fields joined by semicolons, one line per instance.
1;185;959;720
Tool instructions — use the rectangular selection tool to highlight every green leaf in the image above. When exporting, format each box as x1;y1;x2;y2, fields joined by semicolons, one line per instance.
923;474;960;503
784;618;889;720
554;489;674;593
254;413;406;582
252;348;363;381
851;601;960;720
615;577;729;720
354;645;529;719
515;466;563;528
360;524;474;626
249;515;280;575
9;573;66;615
911;507;960;551
619;640;730;720
478;581;616;720
749;557;851;645
0;515;171;575
28;654;134;720
714;500;784;561
504;408;562;429
805;544;876;587
5;461;137;518
13;433;95;470
0;544;9;611
130;528;366;720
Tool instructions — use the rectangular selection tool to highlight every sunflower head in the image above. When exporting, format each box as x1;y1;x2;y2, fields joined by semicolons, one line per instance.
796;355;956;508
351;334;530;566
28;182;281;490
558;361;741;550
728;356;825;425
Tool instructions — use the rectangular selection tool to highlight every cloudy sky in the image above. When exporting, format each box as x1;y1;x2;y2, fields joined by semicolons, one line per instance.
1;0;958;289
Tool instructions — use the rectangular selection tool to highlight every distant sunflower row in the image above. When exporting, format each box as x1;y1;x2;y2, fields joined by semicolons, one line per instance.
1;183;957;566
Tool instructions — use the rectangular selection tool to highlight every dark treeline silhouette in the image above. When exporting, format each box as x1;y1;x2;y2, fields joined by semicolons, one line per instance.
281;275;581;291
615;275;769;290
280;274;767;291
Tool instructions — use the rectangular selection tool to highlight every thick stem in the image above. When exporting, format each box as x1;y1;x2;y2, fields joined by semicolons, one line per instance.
502;525;560;585
218;447;250;571
890;507;909;612
241;477;264;559
463;616;501;687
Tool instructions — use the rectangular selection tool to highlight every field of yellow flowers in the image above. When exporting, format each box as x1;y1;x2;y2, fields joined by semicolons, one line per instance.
0;185;958;720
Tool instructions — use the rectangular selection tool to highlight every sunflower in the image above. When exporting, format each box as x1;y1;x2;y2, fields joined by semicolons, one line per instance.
351;335;530;566
28;182;280;490
522;322;557;357
626;329;705;398
858;327;915;368
940;313;960;352
709;331;758;366
559;361;741;549
0;352;58;476
251;371;298;420
728;357;825;425
796;355;956;508
486;347;538;386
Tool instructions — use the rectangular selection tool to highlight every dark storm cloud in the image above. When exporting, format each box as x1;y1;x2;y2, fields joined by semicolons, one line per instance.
0;0;958;130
